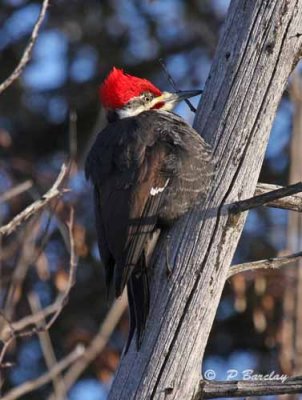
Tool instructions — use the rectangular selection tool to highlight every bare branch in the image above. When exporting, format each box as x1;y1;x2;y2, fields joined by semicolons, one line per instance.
231;182;302;214
0;164;67;236
11;299;63;333
43;208;77;330
0;181;33;204
47;291;128;400
1;345;84;400
28;292;66;400
228;251;302;278
0;208;77;367
0;0;50;95
4;217;40;317
201;376;302;399
255;182;302;212
0;335;14;368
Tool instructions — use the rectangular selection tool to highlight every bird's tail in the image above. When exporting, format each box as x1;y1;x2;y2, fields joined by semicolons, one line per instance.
124;255;150;353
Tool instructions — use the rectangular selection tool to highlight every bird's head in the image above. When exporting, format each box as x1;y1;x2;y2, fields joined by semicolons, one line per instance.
99;67;202;121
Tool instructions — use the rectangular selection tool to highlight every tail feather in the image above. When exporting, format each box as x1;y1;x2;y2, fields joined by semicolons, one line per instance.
124;256;150;353
125;281;136;353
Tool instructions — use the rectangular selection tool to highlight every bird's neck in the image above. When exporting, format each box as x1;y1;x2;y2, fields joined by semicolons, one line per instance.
106;108;163;123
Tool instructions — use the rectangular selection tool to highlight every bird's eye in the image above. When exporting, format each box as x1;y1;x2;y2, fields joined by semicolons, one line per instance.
142;93;153;102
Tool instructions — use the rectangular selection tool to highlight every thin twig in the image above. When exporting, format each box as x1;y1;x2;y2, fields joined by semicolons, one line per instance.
44;208;77;330
0;336;14;368
255;182;302;212
0;0;50;95
30;111;78;262
11;299;63;333
48;291;128;400
227;251;302;278
0;164;67;236
28;292;66;400
30;156;75;267
1;346;84;400
0;181;33;204
158;58;198;113
0;312;14;342
4;217;40;317
0;209;77;367
231;182;302;214
3;212;75;334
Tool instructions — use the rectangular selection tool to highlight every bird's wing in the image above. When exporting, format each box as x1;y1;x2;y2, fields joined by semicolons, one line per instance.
115;144;169;296
93;186;115;294
85;117;169;297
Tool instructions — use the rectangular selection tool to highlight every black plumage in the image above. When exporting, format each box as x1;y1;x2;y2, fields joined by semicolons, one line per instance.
85;109;213;351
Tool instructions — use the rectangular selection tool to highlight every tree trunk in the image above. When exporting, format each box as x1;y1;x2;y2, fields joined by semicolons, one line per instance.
109;1;302;399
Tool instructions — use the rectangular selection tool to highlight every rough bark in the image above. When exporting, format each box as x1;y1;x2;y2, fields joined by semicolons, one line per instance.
109;1;302;399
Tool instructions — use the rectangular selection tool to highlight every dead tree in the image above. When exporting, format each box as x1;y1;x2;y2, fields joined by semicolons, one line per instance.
108;1;302;399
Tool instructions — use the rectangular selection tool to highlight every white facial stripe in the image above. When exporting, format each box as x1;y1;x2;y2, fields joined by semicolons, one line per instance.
150;179;169;196
159;102;174;111
117;105;146;119
116;92;177;119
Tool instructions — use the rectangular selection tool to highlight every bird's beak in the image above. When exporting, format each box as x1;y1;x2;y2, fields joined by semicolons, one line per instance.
150;90;202;111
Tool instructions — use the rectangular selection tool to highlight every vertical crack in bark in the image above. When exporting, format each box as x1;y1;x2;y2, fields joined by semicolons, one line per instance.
210;1;265;154
208;1;276;203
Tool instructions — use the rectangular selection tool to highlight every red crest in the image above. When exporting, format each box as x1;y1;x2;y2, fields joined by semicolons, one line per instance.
99;67;162;109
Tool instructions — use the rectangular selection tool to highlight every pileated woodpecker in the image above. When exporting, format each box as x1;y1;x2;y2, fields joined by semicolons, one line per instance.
85;67;213;351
